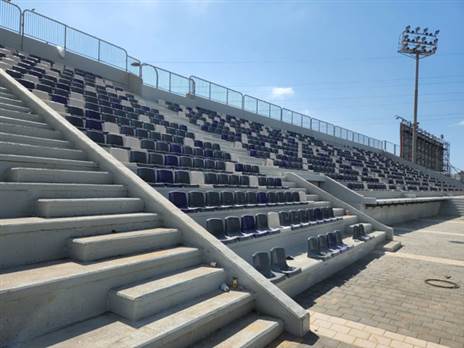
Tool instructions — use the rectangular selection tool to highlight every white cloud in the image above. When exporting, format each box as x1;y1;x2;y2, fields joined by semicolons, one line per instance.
271;87;295;98
459;120;464;126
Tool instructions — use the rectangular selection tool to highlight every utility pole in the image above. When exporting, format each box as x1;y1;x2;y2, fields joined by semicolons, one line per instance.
398;25;439;164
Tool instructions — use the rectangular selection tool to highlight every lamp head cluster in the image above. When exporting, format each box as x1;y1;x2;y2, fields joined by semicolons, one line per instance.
399;25;439;57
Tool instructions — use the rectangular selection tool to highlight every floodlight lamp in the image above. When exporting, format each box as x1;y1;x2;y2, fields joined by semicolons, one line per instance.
434;30;440;35
405;25;411;32
131;61;141;67
415;26;421;33
423;27;428;33
433;38;438;44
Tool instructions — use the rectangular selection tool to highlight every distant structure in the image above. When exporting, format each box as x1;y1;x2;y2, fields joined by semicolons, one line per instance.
398;25;439;165
396;116;449;174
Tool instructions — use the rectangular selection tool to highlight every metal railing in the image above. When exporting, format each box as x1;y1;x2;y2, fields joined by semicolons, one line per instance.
0;0;21;33
0;0;400;155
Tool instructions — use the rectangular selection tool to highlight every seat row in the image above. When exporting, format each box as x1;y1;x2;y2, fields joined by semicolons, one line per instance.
168;190;305;213
205;207;339;244
252;248;301;283
307;225;372;260
137;168;256;187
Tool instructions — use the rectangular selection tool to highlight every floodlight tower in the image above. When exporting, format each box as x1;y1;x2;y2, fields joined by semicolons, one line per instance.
398;25;439;164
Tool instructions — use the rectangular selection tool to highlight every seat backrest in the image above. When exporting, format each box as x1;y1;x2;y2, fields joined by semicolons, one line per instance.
257;191;268;204
252;252;272;277
255;214;268;229
206;191;221;207
137;167;155;183
270;247;288;270
188;191;205;208
235;191;247;205
168;191;188;209
327;232;338;248
268;212;281;229
206;218;226;239
241;215;255;232
335;230;344;244
291;210;301;224
225;216;241;236
222;191;235;205
174;170;190;184
318;234;329;251
179;156;192;168
204;173;218;185
246;191;258;204
156;169;173;184
299;209;309;222
279;211;291;226
149;153;164;166
307;236;320;253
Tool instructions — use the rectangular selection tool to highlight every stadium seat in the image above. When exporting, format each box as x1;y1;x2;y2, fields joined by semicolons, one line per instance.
307;236;331;260
270;247;301;276
225;216;253;240
252;252;285;283
206;218;238;244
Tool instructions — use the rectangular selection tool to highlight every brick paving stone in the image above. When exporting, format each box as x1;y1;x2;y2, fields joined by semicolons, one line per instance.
270;217;464;347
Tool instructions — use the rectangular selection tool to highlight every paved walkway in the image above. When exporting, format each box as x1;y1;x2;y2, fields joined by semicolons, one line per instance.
269;216;464;348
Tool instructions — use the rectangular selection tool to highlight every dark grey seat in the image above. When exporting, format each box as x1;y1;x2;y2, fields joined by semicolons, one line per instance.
206;218;238;244
252;252;285;283
256;213;280;235
320;233;339;255
307;236;331;260
225;216;253;240
270;247;301;276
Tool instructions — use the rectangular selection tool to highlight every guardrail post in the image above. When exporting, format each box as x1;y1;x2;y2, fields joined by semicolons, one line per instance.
64;25;67;50
98;40;101;61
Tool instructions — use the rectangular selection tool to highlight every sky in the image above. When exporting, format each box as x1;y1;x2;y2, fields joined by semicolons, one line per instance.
13;0;464;170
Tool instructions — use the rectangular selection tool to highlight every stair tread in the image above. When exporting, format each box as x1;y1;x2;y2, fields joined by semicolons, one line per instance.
73;228;178;245
37;197;141;203
0;114;49;128
28;291;253;347
0;212;159;235
0;140;84;153
0;131;71;147
0;154;96;167
10;167;109;175
0;182;124;190
0;246;200;294
193;314;283;348
114;266;223;300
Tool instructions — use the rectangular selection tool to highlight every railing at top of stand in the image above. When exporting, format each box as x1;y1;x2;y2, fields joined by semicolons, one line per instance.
0;0;400;155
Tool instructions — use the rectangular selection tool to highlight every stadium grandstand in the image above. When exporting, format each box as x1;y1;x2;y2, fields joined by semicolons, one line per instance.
0;1;463;347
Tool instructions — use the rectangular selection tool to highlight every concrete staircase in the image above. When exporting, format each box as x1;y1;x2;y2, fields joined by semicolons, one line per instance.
0;85;284;347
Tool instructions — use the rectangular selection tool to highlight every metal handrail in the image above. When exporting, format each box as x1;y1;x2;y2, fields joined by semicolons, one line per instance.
21;7;129;71
0;0;399;155
0;0;21;33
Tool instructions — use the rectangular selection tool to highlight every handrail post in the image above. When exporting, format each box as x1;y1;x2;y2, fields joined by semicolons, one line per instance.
64;25;67;50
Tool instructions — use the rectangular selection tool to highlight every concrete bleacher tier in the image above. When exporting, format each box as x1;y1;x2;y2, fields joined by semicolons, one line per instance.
0;42;462;347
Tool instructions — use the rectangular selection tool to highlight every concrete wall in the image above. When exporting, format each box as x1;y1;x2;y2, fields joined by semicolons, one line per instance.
362;201;442;225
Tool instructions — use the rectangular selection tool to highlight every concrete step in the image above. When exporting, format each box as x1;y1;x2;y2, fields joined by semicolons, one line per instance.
69;228;181;262
192;314;283;348
306;194;320;201
311;200;331;208
37;197;144;218
0;154;98;178
333;207;345;217
8;167;112;184
0;95;25;107
27;291;254;348
0;212;161;268
0;182;128;219
0;114;50;129
0;141;87;161
0;247;203;344
109;266;226;321
0;131;72;148
0;90;15;99
0;108;42;122
0;101;30;113
0;121;62;140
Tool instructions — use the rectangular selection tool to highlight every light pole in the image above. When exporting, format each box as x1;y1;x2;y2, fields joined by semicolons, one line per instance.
398;25;439;164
